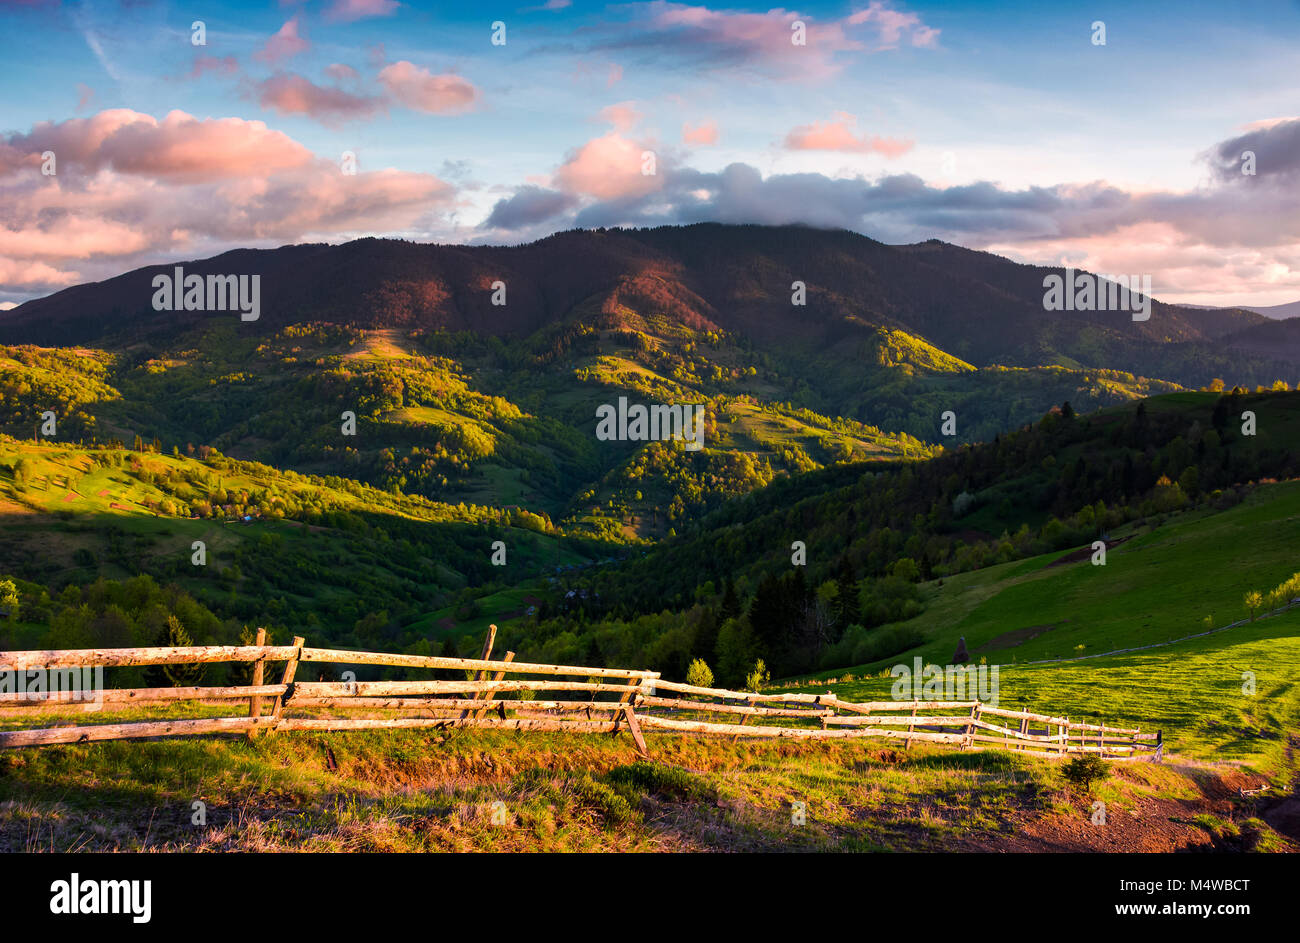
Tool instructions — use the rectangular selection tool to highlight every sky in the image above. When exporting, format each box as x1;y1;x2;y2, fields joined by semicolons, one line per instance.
1;0;1299;308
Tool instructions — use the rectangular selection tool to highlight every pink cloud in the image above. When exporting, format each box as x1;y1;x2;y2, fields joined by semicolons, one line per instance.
0;109;457;295
683;119;718;146
254;16;310;65
325;63;360;81
378;61;480;114
783;112;912;157
1;110;313;182
598;101;641;131
326;0;401;22
847;2;940;49
75;83;95;112
0;258;81;293
188;55;239;80
607;63;624;87
613;2;940;81
555;133;662;201
256;73;385;124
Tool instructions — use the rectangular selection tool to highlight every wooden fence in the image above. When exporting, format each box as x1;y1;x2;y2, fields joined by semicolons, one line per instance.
0;628;1163;761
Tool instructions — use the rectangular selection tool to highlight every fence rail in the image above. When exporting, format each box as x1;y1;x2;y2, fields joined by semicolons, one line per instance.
0;629;1163;761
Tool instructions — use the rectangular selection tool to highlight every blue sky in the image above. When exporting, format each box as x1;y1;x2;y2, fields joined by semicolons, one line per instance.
2;0;1299;306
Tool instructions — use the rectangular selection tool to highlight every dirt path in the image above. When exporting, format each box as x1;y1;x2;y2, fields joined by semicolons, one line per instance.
961;763;1295;852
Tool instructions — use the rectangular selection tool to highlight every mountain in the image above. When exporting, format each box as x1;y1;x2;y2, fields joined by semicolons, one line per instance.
0;224;1284;373
1189;299;1300;320
1;224;1296;548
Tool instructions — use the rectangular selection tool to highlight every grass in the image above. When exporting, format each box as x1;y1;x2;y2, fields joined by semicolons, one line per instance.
809;611;1300;775
834;479;1300;670
0;726;1067;852
2;718;1288;852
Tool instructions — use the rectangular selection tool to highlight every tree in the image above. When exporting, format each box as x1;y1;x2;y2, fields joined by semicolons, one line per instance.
685;658;714;689
159;616;206;686
744;658;770;693
719;577;741;622
715;616;757;687
1244;591;1262;622
0;578;19;621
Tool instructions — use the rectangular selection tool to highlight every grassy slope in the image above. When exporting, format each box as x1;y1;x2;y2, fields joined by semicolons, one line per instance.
1;723;1279;853
859;479;1300;667
776;481;1300;772
0;439;587;647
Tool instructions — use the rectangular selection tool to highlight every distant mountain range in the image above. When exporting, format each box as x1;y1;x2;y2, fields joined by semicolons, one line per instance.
3;223;1297;377
1188;299;1300;320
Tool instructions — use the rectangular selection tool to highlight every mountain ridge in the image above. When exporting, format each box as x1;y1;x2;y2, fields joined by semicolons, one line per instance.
1;224;1280;381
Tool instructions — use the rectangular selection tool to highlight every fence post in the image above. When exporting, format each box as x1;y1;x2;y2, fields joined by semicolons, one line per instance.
246;627;267;741
1018;713;1029;752
269;636;305;732
731;694;753;743
460;624;498;720
473;651;515;721
612;672;655;759
963;700;979;749
621;703;650;760
904;700;918;749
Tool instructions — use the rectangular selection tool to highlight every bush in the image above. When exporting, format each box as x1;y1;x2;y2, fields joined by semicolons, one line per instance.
1061;754;1108;792
744;658;770;692
606;762;714;802
684;658;714;689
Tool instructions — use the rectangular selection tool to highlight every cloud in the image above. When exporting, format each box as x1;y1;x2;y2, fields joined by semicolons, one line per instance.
0;109;313;181
483;186;578;229
554;132;662;201
75;83;95;111
783;112;912;157
326;0;401;22
188;55;239;80
255;73;386;124
325;63;360;81
847;1;940;49
0;109;456;297
1203;116;1300;184
254;16;310;65
378;61;480;114
589;1;939;81
483;119;1300;303
598;101;641;131
682;119;718;146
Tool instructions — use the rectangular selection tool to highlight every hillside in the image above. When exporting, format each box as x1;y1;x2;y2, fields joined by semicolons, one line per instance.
508;389;1300;680
3;224;1295;390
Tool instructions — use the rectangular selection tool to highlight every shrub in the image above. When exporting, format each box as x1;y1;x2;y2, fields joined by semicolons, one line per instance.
606;762;714;802
745;658;770;692
1061;754;1108;792
684;658;714;689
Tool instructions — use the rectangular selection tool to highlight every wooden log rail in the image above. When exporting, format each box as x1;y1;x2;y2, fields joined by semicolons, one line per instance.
0;633;1162;761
